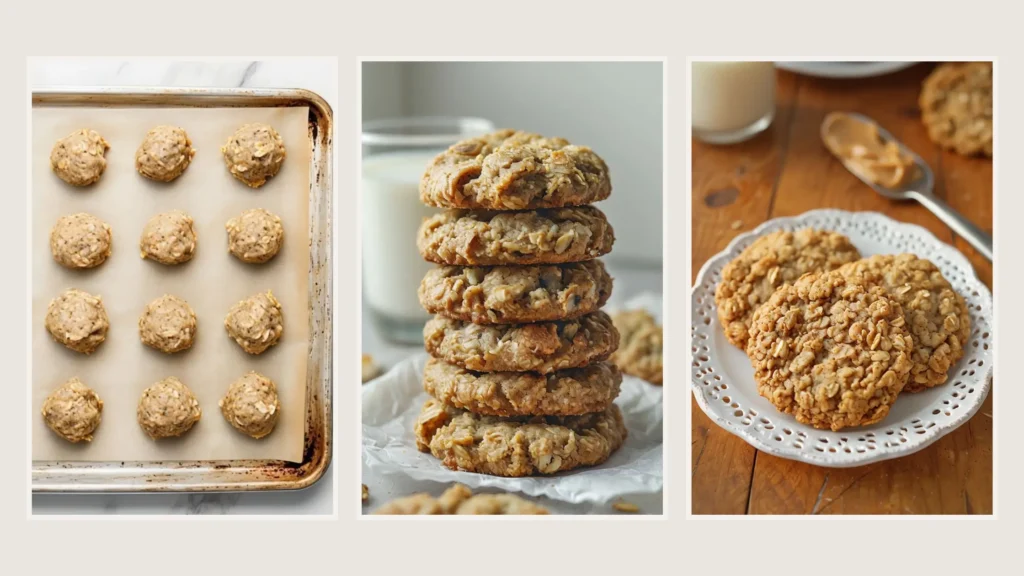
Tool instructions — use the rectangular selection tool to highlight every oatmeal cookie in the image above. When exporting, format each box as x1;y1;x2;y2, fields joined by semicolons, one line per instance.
611;310;663;385
139;210;197;265
374;484;549;515
423;358;622;417
221;123;286;188
138;295;197;354
420;129;611;210
224;291;284;354
41;377;103;443
219;371;280;439
839;254;971;392
715;228;861;349
135;125;195;182
920;62;992;157
415;398;627;477
50;129;109;187
50;212;112;269
419;260;613;324
137;377;202;439
45;288;109;354
424;311;618;373
417;206;614;266
746;270;914;431
225;207;284;263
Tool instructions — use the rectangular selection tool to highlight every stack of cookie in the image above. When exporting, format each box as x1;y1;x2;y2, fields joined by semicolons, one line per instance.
411;129;628;477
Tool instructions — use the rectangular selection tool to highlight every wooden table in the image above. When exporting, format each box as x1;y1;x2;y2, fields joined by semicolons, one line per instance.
690;64;993;515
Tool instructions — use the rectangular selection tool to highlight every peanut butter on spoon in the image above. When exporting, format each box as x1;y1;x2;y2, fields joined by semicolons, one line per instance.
822;112;919;189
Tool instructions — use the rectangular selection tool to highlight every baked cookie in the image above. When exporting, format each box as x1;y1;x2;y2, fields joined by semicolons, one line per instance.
221;123;286;188
417;206;614;266
45;288;109;354
374;484;549;515
611;310;663;385
137;377;202;439
219;371;280;439
139;210;197;265
41;377;103;443
920;62;992;157
746;270;914;431
420;129;611;210
415;398;627;477
419;260;613;324
135;125;195;182
424;311;618;373
138;295;197;354
225;208;284;263
49;212;112;269
839;254;971;392
224;290;284;354
50;129;109;187
422;357;622;417
715;228;861;349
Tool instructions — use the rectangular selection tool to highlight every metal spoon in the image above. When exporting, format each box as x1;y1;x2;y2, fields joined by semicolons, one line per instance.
821;112;993;261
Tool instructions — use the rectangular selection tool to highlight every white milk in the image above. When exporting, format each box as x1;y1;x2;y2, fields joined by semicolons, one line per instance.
692;62;776;140
361;150;440;322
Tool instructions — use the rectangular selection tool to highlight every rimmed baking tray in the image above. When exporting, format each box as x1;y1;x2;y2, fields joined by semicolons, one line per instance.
31;87;332;492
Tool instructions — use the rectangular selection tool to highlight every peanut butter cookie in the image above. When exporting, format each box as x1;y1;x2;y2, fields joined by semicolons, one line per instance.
138;295;197;354
417;206;614;266
224;291;284;355
135;125;195;182
839;254;970;392
424;311;618;373
920;62;992;157
219;371;280;439
41;377;103;443
715;228;861;349
221;123;286;188
50;129;109;187
419;260;613;324
374;484;549;515
225;208;284;263
746;270;914;431
49;212;112;269
45;288;109;354
137;377;202;439
420;129;611;210
611;310;663;385
139;210;197;265
422;358;622;417
415;398;626;477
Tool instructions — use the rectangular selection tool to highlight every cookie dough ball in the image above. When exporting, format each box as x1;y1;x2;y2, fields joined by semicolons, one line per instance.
41;377;103;443
224;291;284;354
219;371;281;439
135;125;195;182
137;377;202;439
49;212;112;269
50;129;109;187
221;123;286;188
139;295;197;354
45;288;109;354
225;208;284;263
139;210;197;265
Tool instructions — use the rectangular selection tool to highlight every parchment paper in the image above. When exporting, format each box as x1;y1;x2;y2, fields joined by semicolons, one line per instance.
362;293;664;504
32;105;310;463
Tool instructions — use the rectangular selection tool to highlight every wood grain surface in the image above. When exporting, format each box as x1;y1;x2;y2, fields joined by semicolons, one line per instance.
690;64;993;515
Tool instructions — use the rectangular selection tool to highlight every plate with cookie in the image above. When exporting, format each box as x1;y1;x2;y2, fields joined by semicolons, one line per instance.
691;209;992;467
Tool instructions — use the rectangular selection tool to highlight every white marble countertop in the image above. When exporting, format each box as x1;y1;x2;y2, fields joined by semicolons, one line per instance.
30;58;336;516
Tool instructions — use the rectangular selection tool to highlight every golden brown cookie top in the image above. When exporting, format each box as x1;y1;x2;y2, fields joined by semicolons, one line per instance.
611;309;663;385
919;62;992;156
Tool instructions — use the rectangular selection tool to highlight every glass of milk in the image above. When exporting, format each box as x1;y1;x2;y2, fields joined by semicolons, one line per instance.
692;61;777;144
361;117;495;344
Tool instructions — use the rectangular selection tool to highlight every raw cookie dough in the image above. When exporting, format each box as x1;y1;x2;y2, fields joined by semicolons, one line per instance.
41;377;103;443
839;254;971;392
49;212;112;269
715;228;861;349
221;123;286;188
139;210;197;265
746;270;914;432
224;290;284;354
135;125;195;182
920;62;993;157
138;295;197;354
225;207;284;263
420;129;611;210
137;377;202;439
374;484;549;515
50;129;109;187
219;371;281;439
415;398;627;477
611;309;663;385
45;288;109;354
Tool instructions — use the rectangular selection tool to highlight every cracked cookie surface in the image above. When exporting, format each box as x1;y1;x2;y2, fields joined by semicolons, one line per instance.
414;398;626;477
920;62;992;157
746;270;913;431
419;260;613;324
418;206;614;266
715;228;861;349
374;484;549;515
420;129;611;210
422;357;622;416
611;310;663;385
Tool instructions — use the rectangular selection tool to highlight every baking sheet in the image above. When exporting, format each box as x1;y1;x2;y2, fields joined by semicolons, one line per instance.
32;105;310;463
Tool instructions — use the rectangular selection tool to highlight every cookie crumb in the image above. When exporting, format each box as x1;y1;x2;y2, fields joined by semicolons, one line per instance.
731;220;743;230
612;501;640;513
362;484;369;502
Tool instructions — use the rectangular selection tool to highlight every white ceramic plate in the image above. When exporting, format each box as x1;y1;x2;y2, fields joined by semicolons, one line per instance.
776;61;916;79
691;209;993;467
